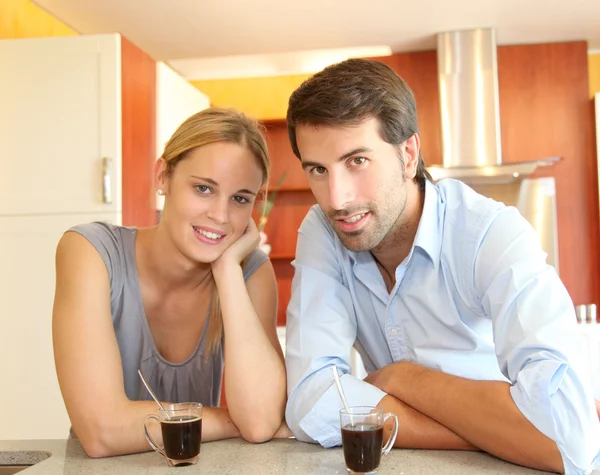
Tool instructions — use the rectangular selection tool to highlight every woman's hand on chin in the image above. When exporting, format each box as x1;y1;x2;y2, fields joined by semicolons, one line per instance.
212;218;260;276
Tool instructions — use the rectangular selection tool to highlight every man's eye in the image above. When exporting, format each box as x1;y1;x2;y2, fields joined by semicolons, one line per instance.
311;166;327;176
351;157;366;166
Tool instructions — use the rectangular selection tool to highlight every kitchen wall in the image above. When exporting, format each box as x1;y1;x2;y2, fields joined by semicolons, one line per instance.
590;52;600;95
193;52;600;119
190;74;310;120
0;0;77;38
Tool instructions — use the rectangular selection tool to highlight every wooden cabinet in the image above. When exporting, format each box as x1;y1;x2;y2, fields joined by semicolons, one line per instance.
495;42;597;306
369;51;442;166
255;120;315;324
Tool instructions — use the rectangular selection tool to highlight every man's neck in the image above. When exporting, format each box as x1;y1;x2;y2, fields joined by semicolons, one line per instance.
371;182;425;286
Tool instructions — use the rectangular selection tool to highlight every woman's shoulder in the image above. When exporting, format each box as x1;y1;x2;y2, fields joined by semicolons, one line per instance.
66;222;135;255
68;221;133;243
65;221;135;290
243;247;270;281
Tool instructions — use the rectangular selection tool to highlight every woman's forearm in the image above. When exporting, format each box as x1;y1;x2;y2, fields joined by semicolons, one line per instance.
215;265;286;442
75;400;240;457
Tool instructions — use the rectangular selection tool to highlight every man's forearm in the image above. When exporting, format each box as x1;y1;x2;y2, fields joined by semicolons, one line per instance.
377;394;477;450
371;362;563;473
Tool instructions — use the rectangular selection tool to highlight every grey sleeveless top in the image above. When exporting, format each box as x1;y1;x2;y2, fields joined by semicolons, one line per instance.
68;222;268;407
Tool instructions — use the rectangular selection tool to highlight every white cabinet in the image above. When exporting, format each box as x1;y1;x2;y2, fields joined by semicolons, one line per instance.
0;35;121;218
0;34;133;441
0;33;184;440
0;213;119;439
0;33;210;440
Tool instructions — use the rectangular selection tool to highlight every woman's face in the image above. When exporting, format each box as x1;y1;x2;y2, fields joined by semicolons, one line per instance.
160;141;264;264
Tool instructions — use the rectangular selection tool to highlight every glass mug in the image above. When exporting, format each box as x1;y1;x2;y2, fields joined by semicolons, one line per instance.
340;406;399;475
144;402;203;467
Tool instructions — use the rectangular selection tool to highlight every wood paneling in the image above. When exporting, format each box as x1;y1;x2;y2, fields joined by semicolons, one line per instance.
263;119;308;190
496;41;599;306
273;259;295;326
259;120;315;324
369;51;442;166
121;36;157;227
254;191;316;259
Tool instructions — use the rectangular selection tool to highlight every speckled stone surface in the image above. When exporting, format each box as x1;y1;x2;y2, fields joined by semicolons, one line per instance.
0;438;595;474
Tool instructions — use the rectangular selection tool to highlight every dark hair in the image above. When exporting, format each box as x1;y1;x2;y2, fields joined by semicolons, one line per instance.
286;58;431;189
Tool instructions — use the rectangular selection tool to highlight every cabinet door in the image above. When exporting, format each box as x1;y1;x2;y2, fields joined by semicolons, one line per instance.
0;212;120;439
0;34;121;216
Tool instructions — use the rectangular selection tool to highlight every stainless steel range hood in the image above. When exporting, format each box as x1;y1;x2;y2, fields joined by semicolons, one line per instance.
426;28;559;185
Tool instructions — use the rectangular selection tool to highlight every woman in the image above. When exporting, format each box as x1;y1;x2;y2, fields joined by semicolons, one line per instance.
52;108;287;457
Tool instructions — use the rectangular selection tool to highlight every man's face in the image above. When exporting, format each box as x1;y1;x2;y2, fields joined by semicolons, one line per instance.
296;118;415;252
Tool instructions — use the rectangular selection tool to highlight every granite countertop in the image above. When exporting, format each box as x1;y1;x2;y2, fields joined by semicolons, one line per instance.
0;437;573;475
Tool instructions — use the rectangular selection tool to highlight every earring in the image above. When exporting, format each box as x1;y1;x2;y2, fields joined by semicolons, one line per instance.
156;189;164;196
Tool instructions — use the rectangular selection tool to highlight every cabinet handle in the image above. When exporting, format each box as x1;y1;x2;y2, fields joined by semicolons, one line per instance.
102;157;113;204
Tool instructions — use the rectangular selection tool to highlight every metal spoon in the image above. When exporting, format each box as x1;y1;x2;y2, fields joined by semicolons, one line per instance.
332;365;351;413
138;369;172;420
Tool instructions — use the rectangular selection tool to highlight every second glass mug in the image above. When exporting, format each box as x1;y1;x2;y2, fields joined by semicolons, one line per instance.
340;406;399;475
144;402;203;467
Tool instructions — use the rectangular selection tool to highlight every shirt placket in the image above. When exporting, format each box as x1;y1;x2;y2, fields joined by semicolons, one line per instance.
385;265;410;362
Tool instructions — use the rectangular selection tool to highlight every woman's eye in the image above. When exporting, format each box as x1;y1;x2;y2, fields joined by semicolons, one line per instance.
233;196;250;204
195;185;211;194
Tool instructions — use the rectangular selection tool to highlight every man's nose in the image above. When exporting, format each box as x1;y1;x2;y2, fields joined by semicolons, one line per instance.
328;171;355;211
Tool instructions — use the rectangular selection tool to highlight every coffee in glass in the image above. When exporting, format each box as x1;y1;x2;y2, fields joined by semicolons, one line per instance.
340;406;398;475
144;402;202;467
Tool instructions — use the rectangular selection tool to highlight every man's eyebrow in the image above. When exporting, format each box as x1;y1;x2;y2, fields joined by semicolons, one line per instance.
301;147;373;170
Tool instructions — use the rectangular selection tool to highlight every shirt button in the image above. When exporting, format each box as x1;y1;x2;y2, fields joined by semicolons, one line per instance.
391;328;398;335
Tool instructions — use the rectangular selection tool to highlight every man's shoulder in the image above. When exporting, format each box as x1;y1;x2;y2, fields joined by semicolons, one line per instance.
300;204;335;236
436;179;507;238
297;205;355;264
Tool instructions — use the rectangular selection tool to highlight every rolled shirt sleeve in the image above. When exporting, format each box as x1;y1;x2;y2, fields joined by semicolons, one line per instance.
475;207;600;474
285;207;387;447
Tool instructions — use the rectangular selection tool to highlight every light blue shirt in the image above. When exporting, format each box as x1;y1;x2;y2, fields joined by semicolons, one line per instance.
285;178;600;475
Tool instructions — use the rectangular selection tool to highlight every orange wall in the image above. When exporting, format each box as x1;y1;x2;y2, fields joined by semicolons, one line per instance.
193;52;600;119
590;53;600;96
0;0;77;38
190;74;311;120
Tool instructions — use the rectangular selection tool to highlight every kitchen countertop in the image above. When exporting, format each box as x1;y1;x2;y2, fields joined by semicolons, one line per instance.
0;437;583;475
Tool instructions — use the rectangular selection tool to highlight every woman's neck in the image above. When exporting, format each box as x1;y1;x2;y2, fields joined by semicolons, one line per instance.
135;225;212;292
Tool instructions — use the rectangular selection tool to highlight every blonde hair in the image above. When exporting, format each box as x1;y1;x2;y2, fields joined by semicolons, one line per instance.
161;107;270;357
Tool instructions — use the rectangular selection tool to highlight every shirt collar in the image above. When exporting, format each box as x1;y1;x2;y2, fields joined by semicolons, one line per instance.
348;179;442;268
412;179;442;268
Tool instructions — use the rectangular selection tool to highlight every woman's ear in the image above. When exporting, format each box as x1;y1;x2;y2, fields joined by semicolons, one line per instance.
154;157;168;195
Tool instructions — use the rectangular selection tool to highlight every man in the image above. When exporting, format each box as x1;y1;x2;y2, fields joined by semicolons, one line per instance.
284;58;600;475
